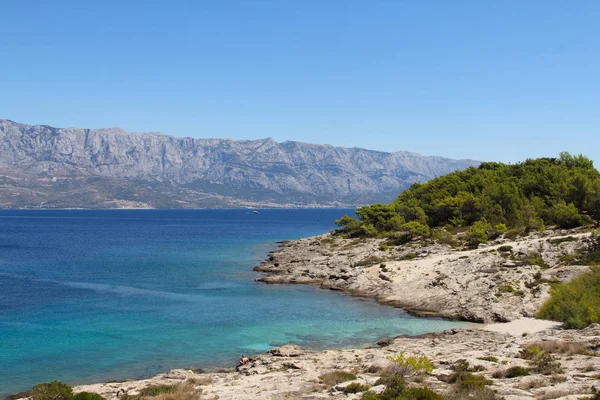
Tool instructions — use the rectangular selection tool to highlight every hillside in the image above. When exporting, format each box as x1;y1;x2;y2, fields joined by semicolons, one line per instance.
0;119;478;208
336;153;600;241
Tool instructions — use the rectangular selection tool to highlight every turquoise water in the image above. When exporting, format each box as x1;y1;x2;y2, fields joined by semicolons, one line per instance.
0;210;472;396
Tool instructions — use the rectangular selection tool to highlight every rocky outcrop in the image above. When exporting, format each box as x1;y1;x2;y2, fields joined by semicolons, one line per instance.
0;119;478;208
254;230;594;323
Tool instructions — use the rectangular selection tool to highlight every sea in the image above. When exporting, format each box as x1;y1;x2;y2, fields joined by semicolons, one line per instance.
0;209;473;396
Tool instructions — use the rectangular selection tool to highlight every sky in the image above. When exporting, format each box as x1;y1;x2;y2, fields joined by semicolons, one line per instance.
1;0;599;164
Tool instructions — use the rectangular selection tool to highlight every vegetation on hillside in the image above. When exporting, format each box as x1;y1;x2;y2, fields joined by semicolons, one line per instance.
336;153;600;244
537;236;600;329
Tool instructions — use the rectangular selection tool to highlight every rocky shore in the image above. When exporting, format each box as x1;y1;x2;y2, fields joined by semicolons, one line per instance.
14;229;600;400
60;321;600;400
254;229;594;323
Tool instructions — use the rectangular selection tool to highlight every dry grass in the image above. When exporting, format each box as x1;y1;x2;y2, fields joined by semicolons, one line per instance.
513;378;546;390
317;371;357;386
144;382;200;400
581;364;596;372
187;376;213;386
364;364;384;373
531;340;590;356
535;387;591;399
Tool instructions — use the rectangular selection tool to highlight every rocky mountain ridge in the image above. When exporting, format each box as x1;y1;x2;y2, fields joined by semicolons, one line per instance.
0;119;478;208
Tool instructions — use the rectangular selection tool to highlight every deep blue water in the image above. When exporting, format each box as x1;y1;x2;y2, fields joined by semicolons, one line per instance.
0;209;472;396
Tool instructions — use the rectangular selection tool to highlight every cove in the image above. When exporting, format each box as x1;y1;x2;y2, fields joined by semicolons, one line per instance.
0;209;474;396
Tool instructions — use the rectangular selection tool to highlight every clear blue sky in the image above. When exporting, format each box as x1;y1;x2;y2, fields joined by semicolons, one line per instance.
1;0;599;164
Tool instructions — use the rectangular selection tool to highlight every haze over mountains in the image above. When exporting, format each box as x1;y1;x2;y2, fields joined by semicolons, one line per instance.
0;119;478;208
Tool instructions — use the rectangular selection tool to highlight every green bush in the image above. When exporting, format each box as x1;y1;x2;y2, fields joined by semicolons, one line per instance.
444;387;501;400
73;393;106;400
524;253;549;268
342;382;370;393
396;387;443;400
537;267;600;328
549;201;588;229
530;352;564;375
504;366;530;378
32;381;73;400
374;375;406;399
582;249;600;266
138;385;177;397
362;381;442;400
387;353;434;376
432;228;458;246
401;221;431;239
504;228;522;240
497;245;512;252
519;344;542;360
466;219;493;247
452;372;491;391
494;223;507;235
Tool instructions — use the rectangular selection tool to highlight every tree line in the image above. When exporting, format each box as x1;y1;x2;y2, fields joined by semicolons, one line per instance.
336;153;600;244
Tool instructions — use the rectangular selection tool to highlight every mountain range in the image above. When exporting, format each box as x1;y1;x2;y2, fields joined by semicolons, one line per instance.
0;119;478;208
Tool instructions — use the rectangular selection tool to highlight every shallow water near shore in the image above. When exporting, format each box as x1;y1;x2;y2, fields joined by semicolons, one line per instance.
0;209;473;396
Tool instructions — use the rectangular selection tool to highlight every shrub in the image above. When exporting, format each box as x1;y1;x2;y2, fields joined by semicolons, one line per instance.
466;219;493;247
32;381;73;400
432;228;458;246
387;353;434;377
444;387;501;400
374;375;406;399
504;228;522;240
73;393;106;400
318;371;357;386
342;382;370;394
402;221;431;239
504;366;530;378
530;352;564;375
396;387;443;400
141;382;197;400
524;252;549;268
549;201;588;229
495;223;507;235
385;232;413;246
519;344;542;360
138;385;177;397
537;267;600;328
335;215;359;233
583;249;600;266
361;392;381;400
451;372;491;391
497;245;512;252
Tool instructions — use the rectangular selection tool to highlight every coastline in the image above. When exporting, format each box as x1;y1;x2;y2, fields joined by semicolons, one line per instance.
254;229;593;323
20;321;599;400
10;228;600;399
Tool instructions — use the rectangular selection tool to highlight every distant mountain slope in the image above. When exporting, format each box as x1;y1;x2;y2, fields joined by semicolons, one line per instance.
0;119;479;208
